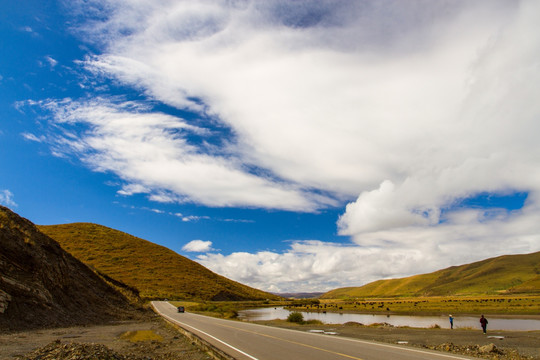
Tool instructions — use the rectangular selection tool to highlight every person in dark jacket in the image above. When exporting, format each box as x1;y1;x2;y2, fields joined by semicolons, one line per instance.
449;314;454;329
480;314;488;334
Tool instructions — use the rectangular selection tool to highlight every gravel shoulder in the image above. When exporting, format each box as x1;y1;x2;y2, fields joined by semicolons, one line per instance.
0;315;212;360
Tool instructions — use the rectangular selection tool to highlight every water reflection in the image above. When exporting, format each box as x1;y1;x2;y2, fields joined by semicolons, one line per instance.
238;307;540;331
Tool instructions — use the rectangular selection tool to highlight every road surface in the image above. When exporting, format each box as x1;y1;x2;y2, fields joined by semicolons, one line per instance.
152;301;478;360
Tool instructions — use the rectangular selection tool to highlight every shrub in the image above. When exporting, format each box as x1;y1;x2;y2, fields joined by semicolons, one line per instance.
227;309;239;319
287;312;304;324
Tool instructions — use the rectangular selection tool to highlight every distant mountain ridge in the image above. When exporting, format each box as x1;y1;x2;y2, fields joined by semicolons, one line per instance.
321;251;540;299
39;223;280;301
276;292;325;299
0;206;142;331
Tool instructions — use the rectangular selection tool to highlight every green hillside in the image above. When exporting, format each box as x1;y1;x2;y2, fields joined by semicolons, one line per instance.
321;252;540;299
39;223;280;302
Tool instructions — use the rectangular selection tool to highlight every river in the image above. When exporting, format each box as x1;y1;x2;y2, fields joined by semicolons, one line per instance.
238;307;540;331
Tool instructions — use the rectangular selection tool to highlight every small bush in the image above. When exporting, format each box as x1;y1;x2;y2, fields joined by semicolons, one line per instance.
287;312;304;324
227;309;239;319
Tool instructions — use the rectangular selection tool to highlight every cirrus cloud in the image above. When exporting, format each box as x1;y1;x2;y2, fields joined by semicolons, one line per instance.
32;97;334;211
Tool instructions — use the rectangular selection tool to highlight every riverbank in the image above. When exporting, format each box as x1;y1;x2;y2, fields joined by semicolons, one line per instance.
239;306;540;331
253;319;540;359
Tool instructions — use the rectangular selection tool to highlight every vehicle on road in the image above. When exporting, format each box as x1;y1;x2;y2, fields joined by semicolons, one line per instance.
177;306;185;313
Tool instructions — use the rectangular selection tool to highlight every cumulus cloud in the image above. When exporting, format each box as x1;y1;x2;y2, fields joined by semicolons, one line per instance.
199;202;540;292
337;180;438;235
183;239;213;252
0;190;17;207
35;0;540;289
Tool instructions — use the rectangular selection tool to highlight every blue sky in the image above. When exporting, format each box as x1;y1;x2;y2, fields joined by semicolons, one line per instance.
1;0;539;293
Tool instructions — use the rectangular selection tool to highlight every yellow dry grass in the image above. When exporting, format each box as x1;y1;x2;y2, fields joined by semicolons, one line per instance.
120;330;163;342
322;252;540;299
39;223;280;301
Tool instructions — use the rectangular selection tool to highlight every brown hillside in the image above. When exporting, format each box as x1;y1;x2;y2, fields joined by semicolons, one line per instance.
39;223;280;301
0;206;143;331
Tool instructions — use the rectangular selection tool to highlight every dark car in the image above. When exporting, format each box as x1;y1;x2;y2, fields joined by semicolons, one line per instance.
177;306;185;313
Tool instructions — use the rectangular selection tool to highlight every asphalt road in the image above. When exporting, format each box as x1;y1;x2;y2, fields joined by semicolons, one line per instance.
152;301;478;360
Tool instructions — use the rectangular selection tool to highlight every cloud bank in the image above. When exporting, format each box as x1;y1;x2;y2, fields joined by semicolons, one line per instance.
34;0;540;291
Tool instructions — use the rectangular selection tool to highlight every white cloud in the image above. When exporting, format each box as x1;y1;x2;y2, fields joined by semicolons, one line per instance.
37;0;540;289
199;203;540;292
70;0;540;208
181;215;210;222
38;97;329;211
0;190;17;207
45;56;58;68
337;180;438;235
21;132;43;143
183;239;213;252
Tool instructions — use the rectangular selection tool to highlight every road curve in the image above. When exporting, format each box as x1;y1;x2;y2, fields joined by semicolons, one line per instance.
152;301;478;360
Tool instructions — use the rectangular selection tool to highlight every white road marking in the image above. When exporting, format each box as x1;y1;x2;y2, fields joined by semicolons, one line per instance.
152;302;260;360
153;302;475;360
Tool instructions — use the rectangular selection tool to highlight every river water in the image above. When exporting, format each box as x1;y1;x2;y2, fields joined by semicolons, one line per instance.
238;307;540;331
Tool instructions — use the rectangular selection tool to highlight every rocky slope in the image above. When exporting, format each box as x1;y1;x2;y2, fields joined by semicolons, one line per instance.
0;206;143;331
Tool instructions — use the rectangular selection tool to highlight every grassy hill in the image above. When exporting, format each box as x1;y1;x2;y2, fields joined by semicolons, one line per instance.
321;252;540;299
39;223;280;301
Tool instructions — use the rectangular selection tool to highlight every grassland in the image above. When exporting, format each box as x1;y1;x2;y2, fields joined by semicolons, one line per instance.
322;252;540;299
289;296;540;316
315;252;540;316
39;223;280;302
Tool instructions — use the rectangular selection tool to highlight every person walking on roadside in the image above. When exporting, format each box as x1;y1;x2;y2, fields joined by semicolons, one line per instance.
449;315;454;329
480;315;488;334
